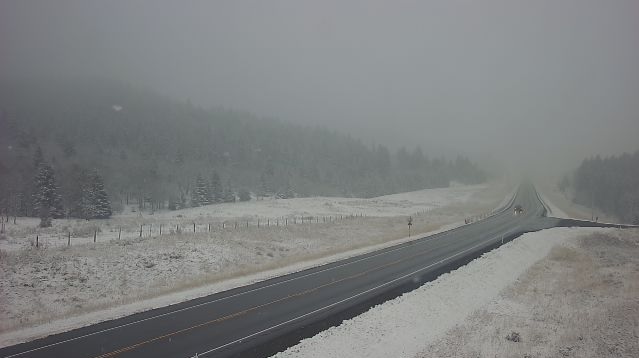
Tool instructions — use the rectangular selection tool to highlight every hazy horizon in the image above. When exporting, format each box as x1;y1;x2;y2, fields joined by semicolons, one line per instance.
2;0;639;179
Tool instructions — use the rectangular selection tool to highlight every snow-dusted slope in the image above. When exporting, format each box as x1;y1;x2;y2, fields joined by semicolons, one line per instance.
272;228;609;358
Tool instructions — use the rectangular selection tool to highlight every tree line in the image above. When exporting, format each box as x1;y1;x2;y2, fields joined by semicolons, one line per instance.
559;151;639;224
0;77;486;221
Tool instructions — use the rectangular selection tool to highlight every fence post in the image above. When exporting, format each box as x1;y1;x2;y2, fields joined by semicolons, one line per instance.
208;223;211;232
176;224;179;233
139;224;143;237
193;222;196;233
94;230;97;243
159;224;162;236
222;222;225;229
68;232;71;246
267;219;270;227
149;224;152;237
285;218;288;226
36;235;39;248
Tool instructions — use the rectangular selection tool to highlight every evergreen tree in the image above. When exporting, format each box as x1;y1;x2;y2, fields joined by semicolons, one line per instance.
238;189;251;202
89;170;112;219
79;169;112;219
277;179;295;199
209;172;222;203
191;175;209;207
258;172;270;199
222;180;235;203
33;163;63;227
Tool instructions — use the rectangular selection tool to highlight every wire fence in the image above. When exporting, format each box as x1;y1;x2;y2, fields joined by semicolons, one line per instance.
3;213;378;249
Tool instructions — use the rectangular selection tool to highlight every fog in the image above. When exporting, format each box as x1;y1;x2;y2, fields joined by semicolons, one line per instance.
2;0;638;179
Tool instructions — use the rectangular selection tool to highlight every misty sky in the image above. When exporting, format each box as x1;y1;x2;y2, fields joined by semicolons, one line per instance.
2;0;638;176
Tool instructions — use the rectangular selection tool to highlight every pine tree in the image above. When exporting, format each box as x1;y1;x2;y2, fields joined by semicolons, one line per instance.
210;172;222;203
277;179;295;199
222;180;235;203
238;189;251;202
191;175;209;207
89;170;112;219
33;163;63;227
258;172;270;199
79;169;112;219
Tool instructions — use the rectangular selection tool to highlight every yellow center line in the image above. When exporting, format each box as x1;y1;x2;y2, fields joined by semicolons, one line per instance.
94;240;449;357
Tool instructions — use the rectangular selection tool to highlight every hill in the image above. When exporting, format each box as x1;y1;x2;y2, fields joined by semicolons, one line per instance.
0;77;485;218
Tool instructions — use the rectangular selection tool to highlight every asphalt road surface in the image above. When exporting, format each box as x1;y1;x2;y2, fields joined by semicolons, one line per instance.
1;183;624;358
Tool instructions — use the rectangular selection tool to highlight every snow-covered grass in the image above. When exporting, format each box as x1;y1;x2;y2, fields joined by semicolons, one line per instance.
419;228;639;358
0;182;508;347
537;182;622;224
272;227;610;358
0;184;491;252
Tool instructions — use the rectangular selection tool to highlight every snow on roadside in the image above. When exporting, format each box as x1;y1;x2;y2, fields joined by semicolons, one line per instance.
144;184;485;220
272;227;609;358
0;184;494;252
419;228;639;358
537;191;570;219
0;184;508;347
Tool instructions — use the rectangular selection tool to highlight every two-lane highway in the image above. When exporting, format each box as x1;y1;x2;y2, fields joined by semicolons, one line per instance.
1;184;607;358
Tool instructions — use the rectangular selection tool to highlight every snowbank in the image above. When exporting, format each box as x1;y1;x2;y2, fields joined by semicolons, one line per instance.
272;227;608;358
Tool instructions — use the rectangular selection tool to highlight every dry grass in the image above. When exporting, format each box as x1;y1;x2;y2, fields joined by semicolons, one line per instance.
418;228;639;358
0;201;497;334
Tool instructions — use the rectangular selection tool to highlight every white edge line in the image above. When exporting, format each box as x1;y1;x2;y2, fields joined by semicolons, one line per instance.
6;191;518;358
3;232;450;358
196;231;516;357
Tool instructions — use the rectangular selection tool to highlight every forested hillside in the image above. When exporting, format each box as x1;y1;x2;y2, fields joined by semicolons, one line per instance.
0;78;485;220
559;151;639;224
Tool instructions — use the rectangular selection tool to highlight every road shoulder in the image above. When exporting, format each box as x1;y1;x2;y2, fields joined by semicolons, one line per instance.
272;227;609;358
419;228;639;358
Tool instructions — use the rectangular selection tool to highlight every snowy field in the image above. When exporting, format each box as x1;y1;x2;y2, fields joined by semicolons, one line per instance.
420;228;639;358
0;182;509;346
0;184;491;252
274;227;639;358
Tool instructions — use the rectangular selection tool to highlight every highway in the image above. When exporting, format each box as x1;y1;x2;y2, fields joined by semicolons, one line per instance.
0;184;621;358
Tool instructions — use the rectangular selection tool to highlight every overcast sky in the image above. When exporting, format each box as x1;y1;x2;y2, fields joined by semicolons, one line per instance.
2;0;638;177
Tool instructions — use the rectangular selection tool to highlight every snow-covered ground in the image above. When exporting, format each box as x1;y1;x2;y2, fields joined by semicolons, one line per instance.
272;227;618;358
418;228;639;358
0;182;508;347
0;184;491;252
537;181;623;224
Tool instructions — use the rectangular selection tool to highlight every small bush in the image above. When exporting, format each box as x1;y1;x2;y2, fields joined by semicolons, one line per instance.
505;331;521;342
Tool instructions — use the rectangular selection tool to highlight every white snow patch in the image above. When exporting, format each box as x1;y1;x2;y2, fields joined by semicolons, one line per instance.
537;191;570;219
271;227;609;358
0;184;491;252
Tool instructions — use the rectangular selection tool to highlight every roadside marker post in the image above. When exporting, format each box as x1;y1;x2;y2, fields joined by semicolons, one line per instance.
407;216;413;237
